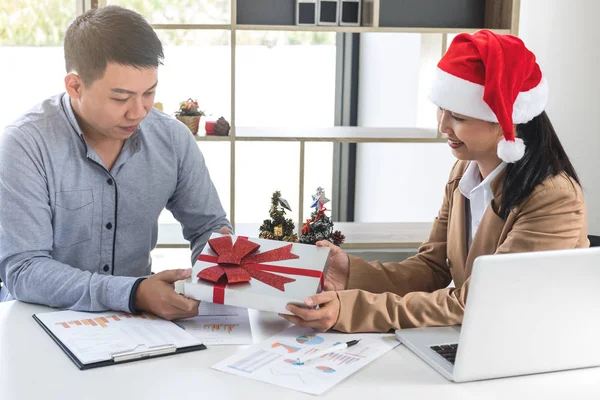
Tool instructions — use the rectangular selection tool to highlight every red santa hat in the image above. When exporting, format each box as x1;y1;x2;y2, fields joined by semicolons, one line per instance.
428;30;548;163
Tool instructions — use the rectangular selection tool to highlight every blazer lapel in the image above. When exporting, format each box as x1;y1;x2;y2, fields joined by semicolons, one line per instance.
447;187;468;285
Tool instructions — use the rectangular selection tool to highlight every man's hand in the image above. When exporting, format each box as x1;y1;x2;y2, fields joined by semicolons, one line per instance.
134;269;200;321
280;292;341;332
219;226;232;234
317;241;350;291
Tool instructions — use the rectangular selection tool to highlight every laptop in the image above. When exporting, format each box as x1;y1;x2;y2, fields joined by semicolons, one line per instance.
395;247;600;382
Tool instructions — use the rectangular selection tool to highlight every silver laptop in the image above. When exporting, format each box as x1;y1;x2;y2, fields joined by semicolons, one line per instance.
395;247;600;382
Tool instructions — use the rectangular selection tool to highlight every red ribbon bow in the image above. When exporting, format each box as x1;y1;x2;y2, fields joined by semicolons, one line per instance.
301;207;328;234
197;236;324;304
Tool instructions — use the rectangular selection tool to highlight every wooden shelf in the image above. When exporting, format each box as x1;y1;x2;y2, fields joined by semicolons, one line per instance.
229;126;442;142
233;0;518;34
152;24;231;30
156;222;431;250
194;135;233;142
149;0;519;232
152;23;510;35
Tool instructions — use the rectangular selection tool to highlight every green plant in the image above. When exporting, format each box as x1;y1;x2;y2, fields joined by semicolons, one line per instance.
175;98;205;116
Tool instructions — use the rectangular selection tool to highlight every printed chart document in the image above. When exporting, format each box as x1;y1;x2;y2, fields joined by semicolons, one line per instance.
212;325;399;395
34;310;205;370
175;302;253;345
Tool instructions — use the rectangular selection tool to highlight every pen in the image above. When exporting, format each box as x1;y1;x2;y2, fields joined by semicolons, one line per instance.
292;339;361;365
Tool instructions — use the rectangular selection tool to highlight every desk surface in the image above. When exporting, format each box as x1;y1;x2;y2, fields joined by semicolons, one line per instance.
2;301;600;400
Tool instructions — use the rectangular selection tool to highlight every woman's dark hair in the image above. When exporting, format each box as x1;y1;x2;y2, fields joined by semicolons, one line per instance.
500;111;580;219
64;6;164;85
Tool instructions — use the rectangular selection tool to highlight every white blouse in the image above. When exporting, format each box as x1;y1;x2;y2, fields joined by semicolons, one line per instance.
458;161;507;248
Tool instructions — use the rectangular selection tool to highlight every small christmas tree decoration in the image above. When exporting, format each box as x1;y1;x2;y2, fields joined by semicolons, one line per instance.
213;116;231;136
259;191;299;243
300;187;345;246
175;98;205;135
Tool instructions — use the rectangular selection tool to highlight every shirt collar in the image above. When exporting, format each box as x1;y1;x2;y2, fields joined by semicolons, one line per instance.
459;161;507;199
61;93;85;138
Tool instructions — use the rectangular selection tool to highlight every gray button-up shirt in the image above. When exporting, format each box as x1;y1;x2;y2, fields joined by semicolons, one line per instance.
0;93;231;312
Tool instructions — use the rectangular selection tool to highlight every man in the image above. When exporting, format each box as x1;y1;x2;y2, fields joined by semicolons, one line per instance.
0;6;232;320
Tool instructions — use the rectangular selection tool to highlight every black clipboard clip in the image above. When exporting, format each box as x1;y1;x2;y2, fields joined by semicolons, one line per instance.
111;344;176;363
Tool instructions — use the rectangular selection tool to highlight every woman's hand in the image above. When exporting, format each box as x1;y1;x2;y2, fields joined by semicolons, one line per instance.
280;292;341;332
317;241;350;291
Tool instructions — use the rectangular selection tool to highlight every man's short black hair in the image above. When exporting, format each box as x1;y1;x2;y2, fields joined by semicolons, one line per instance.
64;5;164;85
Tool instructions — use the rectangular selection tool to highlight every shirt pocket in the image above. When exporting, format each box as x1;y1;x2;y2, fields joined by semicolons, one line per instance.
54;189;94;247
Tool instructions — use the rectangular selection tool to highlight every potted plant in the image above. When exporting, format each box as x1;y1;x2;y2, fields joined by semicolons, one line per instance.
175;98;205;135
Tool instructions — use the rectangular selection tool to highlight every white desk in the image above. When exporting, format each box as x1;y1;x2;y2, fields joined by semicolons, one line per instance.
2;300;600;400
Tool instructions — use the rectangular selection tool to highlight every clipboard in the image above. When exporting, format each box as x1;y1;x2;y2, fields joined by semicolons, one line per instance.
33;311;206;370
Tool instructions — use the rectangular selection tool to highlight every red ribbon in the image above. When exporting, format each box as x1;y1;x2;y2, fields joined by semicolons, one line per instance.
301;218;313;234
197;236;323;304
301;207;328;234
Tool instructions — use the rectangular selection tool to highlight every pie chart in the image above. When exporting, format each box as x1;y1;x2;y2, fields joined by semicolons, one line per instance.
296;334;325;345
316;366;336;373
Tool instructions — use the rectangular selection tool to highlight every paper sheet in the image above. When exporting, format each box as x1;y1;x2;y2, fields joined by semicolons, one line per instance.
212;325;399;395
35;310;201;364
174;302;253;345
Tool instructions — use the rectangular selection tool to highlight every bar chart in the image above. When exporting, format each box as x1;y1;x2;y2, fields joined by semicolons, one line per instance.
302;345;370;365
54;313;157;328
203;323;240;333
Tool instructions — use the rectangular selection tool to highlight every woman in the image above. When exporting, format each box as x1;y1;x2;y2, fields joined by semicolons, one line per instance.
281;30;589;333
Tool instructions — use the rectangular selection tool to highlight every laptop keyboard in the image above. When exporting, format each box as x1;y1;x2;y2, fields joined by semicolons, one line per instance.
430;344;458;365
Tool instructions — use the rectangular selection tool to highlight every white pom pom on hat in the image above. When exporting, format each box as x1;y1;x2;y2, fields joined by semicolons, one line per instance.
428;30;548;163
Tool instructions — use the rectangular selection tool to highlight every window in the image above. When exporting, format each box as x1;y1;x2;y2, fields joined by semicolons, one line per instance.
355;33;455;222
235;31;337;127
156;29;338;231
106;0;230;24
0;0;77;130
234;31;337;225
2;1;460;247
154;29;231;126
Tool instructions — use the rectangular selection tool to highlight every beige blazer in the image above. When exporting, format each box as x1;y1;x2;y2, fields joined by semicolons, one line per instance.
334;160;589;333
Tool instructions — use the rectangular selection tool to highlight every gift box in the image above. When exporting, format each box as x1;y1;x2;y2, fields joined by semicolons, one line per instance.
183;233;330;314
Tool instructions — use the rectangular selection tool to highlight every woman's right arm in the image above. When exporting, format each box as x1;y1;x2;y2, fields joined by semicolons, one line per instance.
344;181;453;296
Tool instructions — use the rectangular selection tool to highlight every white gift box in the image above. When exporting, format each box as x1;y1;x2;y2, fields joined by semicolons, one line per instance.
184;233;330;314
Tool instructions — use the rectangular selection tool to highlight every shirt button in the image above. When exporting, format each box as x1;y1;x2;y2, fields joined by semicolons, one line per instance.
107;178;113;185
103;265;109;272
106;222;113;230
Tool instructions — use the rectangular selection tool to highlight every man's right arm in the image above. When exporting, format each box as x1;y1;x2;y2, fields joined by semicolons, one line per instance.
0;126;138;312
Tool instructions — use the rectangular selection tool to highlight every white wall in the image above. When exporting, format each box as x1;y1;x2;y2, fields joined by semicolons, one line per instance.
519;0;600;234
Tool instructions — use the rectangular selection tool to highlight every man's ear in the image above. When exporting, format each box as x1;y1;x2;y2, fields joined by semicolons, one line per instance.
65;72;83;99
